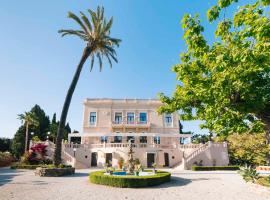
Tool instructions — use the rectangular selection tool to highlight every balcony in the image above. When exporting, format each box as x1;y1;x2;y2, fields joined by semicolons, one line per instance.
111;120;151;128
64;142;178;150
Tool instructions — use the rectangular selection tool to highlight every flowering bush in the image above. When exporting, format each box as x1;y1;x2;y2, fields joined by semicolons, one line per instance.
21;143;52;165
0;152;14;167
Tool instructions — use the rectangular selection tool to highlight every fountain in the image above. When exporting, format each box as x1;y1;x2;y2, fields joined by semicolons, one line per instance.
126;139;135;174
89;138;171;187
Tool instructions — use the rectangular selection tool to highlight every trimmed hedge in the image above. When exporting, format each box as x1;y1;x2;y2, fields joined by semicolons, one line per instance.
191;166;240;171
89;170;171;188
10;164;44;170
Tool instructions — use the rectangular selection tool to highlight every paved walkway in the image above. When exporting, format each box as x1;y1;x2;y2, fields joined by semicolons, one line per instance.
0;167;270;200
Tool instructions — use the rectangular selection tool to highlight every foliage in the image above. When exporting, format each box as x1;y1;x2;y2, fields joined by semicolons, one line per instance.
10;164;45;170
191;165;239;171
192;134;210;144
158;0;270;138
21;143;52;165
32;136;41;142
238;166;259;183
227;133;270;166
0;152;14;167
256;176;270;187
89;170;171;188
11;105;71;158
58;6;121;71
0;137;12;152
10;163;72;170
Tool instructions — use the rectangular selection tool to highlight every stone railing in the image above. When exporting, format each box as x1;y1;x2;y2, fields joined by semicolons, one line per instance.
184;142;210;164
63;142;178;149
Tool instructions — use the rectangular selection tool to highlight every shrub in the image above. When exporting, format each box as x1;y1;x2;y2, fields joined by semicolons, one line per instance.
20;143;52;165
10;163;72;170
0;152;14;167
89;170;171;188
238;166;259;183
10;164;44;169
191;166;239;171
256;176;270;187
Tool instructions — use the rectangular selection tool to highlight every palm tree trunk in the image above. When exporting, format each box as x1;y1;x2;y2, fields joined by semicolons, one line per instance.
24;122;29;153
53;47;91;166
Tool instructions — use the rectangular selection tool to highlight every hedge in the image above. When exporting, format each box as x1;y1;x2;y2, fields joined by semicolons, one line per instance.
89;170;171;188
10;164;44;170
10;164;72;170
191;166;240;171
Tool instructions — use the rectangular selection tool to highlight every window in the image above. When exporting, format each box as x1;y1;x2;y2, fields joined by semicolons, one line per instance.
89;112;96;125
127;112;135;124
127;136;135;143
140;136;147;143
114;112;122;124
139;112;147;124
100;136;108;143
154;136;160;144
114;136;122;143
164;113;173;126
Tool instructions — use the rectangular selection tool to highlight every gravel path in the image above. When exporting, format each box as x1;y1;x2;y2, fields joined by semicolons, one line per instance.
0;167;269;200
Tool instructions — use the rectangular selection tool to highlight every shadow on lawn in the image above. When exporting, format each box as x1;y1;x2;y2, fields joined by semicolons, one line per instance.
0;167;21;186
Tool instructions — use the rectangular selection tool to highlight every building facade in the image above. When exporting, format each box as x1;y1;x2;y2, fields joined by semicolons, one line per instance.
63;98;229;169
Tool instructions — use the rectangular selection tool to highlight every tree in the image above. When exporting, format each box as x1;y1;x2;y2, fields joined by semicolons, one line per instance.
54;6;121;165
49;113;72;142
18;112;39;153
0;138;12;152
158;0;270;162
227;133;270;166
192;134;210;144
12;105;52;158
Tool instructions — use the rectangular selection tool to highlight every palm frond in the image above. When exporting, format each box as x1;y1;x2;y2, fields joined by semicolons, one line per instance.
90;55;95;72
80;11;92;33
58;29;88;41
60;6;121;72
97;52;103;71
67;12;88;34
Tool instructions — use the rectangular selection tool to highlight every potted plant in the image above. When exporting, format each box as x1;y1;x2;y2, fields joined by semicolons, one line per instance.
108;167;115;175
118;157;124;169
152;162;157;174
134;164;141;176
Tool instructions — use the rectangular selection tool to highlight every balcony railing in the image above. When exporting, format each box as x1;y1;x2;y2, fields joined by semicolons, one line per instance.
64;142;177;149
111;120;150;127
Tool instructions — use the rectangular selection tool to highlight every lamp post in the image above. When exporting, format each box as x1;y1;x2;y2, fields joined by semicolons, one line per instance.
29;132;34;150
47;132;51;141
73;148;76;157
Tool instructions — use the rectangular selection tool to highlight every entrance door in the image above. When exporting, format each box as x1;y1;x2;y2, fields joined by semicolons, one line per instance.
91;152;97;167
147;153;155;168
105;153;112;167
164;153;169;167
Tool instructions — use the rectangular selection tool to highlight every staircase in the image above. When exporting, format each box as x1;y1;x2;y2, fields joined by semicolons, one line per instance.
174;142;210;170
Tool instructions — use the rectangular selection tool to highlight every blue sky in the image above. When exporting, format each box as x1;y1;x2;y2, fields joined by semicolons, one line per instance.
0;0;251;138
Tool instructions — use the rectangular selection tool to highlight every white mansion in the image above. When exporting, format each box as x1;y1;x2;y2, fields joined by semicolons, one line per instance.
60;98;229;169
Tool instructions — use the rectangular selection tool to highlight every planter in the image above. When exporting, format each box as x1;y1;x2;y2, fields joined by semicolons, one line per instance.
35;167;75;177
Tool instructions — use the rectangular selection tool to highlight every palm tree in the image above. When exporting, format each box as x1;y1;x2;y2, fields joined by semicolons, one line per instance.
18;112;39;153
54;6;121;165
